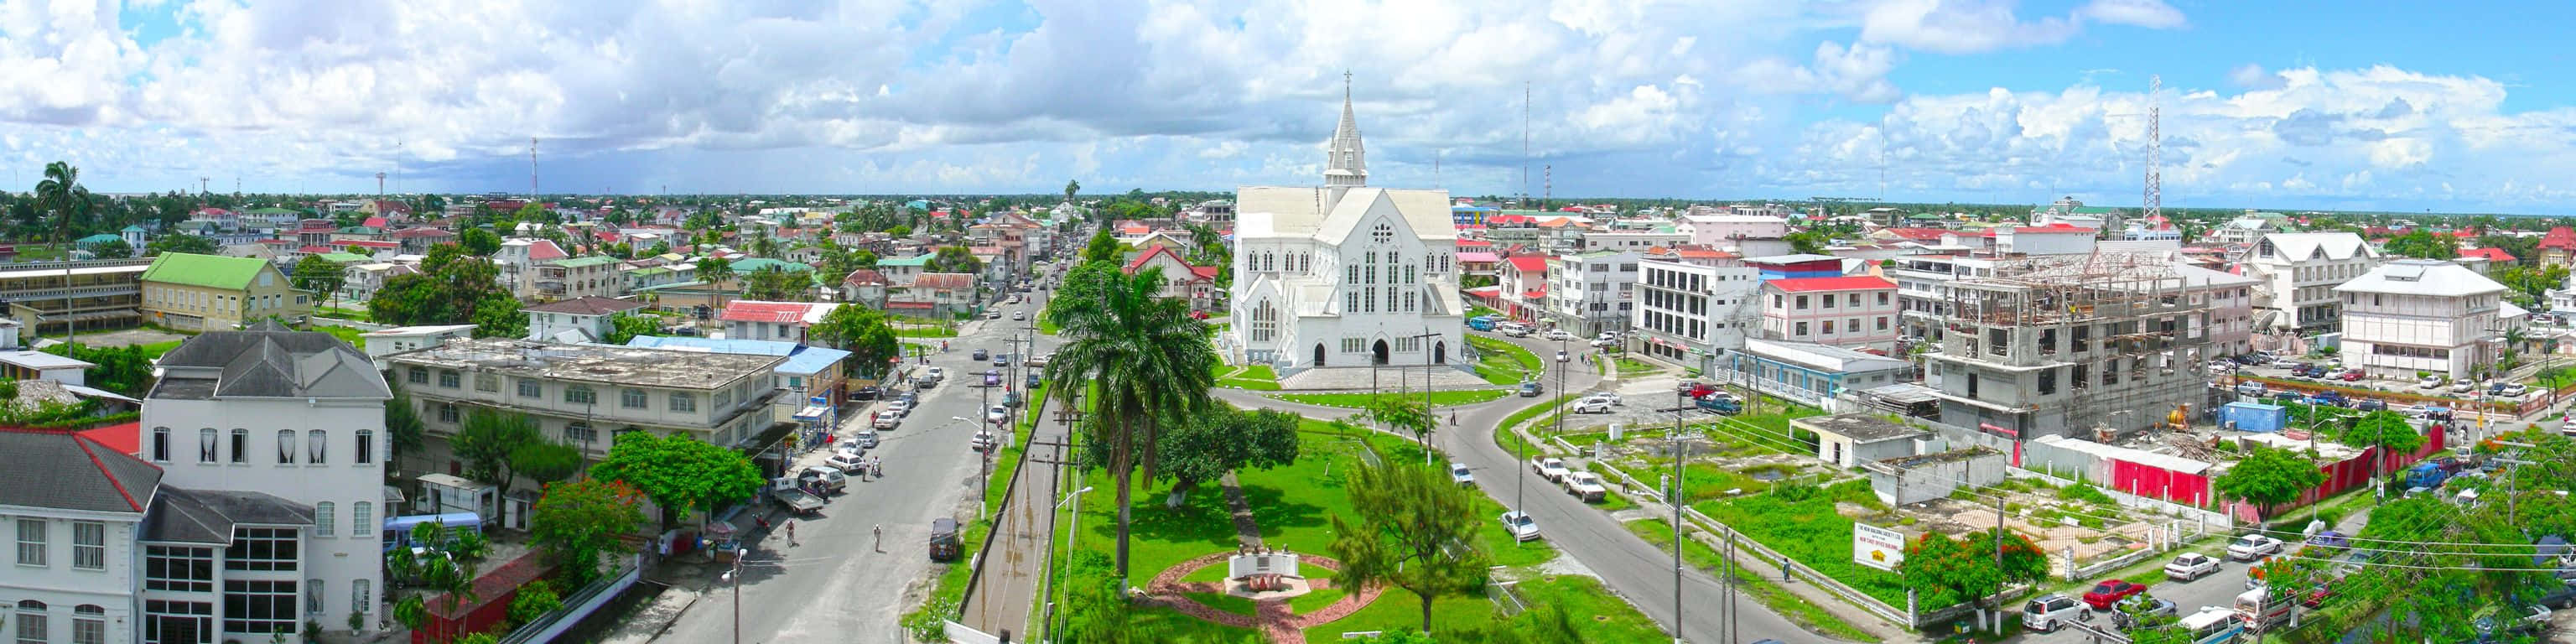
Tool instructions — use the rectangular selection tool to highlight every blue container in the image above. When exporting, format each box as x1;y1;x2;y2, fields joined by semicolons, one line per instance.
2220;402;2288;434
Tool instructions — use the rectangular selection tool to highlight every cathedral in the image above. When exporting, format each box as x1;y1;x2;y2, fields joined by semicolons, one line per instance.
1227;79;1465;373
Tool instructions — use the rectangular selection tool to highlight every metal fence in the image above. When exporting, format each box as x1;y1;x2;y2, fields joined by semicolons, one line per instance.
496;557;643;644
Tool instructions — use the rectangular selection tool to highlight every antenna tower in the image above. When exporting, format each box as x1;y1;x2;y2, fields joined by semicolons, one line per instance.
2143;75;2162;223
1521;81;1531;208
375;172;386;197
530;137;540;198
1543;164;1551;210
197;177;209;195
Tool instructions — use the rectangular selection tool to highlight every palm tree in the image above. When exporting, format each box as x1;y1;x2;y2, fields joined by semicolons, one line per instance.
34;161;89;343
695;257;735;290
1041;264;1216;588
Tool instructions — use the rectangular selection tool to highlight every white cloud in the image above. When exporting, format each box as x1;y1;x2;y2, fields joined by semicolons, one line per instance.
1856;0;2184;55
2227;63;2288;90
2075;0;2186;29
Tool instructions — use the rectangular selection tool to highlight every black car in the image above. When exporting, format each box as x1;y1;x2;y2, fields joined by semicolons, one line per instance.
2536;580;2576;610
972;348;989;361
849;386;881;402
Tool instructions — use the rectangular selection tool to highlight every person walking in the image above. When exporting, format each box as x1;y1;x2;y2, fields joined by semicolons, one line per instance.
787;520;799;547
873;524;884;553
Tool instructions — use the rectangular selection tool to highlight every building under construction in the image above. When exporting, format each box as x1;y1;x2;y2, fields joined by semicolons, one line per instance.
1924;248;2256;439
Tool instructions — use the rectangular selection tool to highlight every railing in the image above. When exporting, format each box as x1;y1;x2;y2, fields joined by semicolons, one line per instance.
496;557;642;644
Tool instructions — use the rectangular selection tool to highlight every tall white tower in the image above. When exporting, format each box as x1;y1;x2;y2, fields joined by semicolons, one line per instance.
2142;75;2162;225
1322;71;1367;189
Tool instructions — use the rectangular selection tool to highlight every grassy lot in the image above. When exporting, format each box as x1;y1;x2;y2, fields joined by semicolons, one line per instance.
312;325;366;347
1606;460;1765;504
1625;518;1877;641
1614;357;1665;376
1211;364;1280;391
1694;480;1912;607
1467;304;1503;319
1269;389;1508;408
1469;335;1543;385
314;306;371;322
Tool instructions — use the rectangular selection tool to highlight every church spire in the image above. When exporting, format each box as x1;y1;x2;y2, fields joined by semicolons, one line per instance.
1324;70;1367;188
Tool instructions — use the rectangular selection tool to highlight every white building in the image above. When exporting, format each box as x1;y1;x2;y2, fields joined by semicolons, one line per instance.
1676;215;1789;247
1540;251;1643;336
2334;258;2508;379
0;428;156;644
142;325;394;639
358;325;478;364
1628;258;1763;373
1227;84;1466;370
382;338;783;465
2245;232;2382;335
523;296;649;344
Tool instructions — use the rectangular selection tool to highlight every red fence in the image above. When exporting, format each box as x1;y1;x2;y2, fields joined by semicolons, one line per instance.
413;551;553;644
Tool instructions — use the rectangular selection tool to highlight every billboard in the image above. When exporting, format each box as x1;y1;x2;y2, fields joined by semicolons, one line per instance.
1852;522;1905;571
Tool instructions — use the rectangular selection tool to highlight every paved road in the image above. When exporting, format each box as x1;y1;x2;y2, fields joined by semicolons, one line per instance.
1226;331;1843;644
656;297;1050;644
2020;506;2375;642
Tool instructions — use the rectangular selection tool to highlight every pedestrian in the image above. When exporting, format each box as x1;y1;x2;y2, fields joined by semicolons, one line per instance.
756;516;771;532
874;524;885;553
1782;559;1793;582
787;520;799;547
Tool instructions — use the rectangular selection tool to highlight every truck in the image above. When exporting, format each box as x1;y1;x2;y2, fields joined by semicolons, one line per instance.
2406;462;2452;490
2235;587;2295;633
928;517;963;561
769;477;824;517
1695;394;1741;414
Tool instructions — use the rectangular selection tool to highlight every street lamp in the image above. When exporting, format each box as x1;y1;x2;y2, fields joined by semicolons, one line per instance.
719;548;748;644
1042;485;1095;644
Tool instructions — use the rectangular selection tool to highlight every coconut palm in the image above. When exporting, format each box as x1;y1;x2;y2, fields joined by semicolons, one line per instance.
694;257;735;290
34;161;89;343
1041;262;1216;587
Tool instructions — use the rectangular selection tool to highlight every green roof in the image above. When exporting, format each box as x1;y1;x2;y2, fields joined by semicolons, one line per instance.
876;254;935;267
120;225;146;232
76;233;122;246
2069;206;2122;215
317;252;371;263
553;256;621;268
141;253;273;290
730;257;813;273
630;266;673;277
246;207;300;216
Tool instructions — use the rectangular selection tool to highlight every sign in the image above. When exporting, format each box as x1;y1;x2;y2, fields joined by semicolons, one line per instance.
1853;522;1905;571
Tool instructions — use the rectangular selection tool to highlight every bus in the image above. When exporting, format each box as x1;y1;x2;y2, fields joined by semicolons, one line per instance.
2179;605;2245;644
382;512;483;553
2234;588;2293;632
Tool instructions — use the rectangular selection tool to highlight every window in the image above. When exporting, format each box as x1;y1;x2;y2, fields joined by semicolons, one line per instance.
224;527;299;572
439;370;460;388
1877;292;1889;305
278;430;296;464
356;429;375;465
17;600;45;644
713;389;733;410
152;427;169;462
1877;316;1889;330
564;385;595;405
312;502;338;540
1821;319;1835;334
308;430;327;465
71;605;101;644
1794;322;1809;336
566;422;595;444
351;502;371;539
18;519;46;567
669;392;697;413
475;373;500;392
407;367;428;384
228;428;247;464
307;579;325;615
223;579;298;634
1794;295;1808;309
622;388;648;408
518;379;543;398
200;428;217;463
146;546;215;592
71;522;103;570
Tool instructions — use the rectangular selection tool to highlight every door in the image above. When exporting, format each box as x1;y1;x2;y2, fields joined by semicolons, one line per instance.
1312;344;1326;367
1433;341;1446;364
1372;340;1389;366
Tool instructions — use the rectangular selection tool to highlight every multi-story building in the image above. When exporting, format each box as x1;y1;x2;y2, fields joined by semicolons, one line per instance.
1540;251;1642;337
537;256;624;301
138;253;311;331
875;254;932;286
340;262;418;305
382;339;784;470
1627;257;1761;373
0;258;151;335
719;300;838;342
1924;250;2252;439
2244;232;2382;335
1759;276;1899;352
1675;215;1789;247
493;238;569;298
1493;255;1550;324
0;428;158;644
143;325;395;638
1573;230;1690;253
524;296;649;343
358;325;478;364
624;336;851;420
2334;258;2509;380
1124;246;1221;311
2539;226;2576;269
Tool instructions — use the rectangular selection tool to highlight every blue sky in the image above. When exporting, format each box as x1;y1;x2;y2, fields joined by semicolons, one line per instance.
9;0;2576;214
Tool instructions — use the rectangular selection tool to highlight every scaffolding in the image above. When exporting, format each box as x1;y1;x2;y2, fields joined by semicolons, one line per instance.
1934;248;2220;436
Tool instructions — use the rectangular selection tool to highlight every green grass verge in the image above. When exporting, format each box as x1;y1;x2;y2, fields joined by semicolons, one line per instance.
1606;460;1766;504
1269;389;1508;408
1469;335;1543;385
1625;518;1877;642
314;306;371;322
893;325;958;338
1212;364;1280;391
1507;575;1671;641
1614;357;1664;376
1693;480;1909;607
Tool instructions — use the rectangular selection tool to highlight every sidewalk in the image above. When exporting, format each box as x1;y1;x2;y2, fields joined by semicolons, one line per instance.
956;395;1065;639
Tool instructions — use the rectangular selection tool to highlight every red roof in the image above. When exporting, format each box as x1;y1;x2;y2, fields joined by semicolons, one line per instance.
2458;247;2516;262
525;240;569;261
842;268;888;286
913;273;976;290
1881;227;1950;242
1454;238;1493;247
2450;229;2478;238
1765;276;1896;293
1522;288;1548;299
719;301;818;324
1504;256;1549;272
258;238;293;246
77;422;140;458
361;216;389;229
1188;266;1219;280
338;240;398;249
2542;226;2576;251
1124;246;1196;273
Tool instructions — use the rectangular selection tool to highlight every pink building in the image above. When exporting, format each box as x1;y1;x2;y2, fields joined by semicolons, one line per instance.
1760;276;1899;352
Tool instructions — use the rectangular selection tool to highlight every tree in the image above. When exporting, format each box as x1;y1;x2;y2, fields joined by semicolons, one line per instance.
472;293;527;339
529;479;647;585
600;312;661;345
368;243;513;329
1153;408;1299;506
926;246;981;275
147;233;219;256
1366;393;1436;456
2383;230;2456;260
1898;528;2049;633
2342;409;2426;496
1064;179;1080;203
1327;459;1490;634
1083;227;1122;265
741;266;804;301
807;304;899;377
385;382;427;466
42;344;153;397
506;579;563;627
89;238;131;258
459;228;502;256
2212;444;2326;528
453;410;541;500
885;224;911;237
35;161;90;254
588;432;765;530
694;257;735;289
1784;229;1830;254
292;256;347;311
1039;262;1218;585
512;441;584;490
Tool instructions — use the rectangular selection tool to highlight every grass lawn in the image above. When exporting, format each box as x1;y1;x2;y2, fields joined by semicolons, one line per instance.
1607;460;1764;504
1694;480;1911;607
133;340;186;359
1269;389;1508;408
314;306;371;322
1467;304;1503;319
312;325;366;347
892;325;958;338
1212;364;1281;391
1182;591;1257;616
1038;318;1060;335
1469;335;1542;385
1614;357;1665;376
1624;518;1875;641
1507;575;1671;641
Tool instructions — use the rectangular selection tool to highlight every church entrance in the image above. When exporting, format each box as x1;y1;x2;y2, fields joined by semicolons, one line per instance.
1433;340;1446;364
1372;340;1389;366
1313;344;1327;367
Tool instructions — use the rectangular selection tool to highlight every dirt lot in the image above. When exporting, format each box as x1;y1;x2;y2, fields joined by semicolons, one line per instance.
52;327;187;349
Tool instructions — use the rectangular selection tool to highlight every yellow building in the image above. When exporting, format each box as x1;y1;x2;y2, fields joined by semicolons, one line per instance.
138;252;312;331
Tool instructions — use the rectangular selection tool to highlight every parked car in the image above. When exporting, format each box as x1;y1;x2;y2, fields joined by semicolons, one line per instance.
1502;325;1533;338
1498;511;1541;542
2419;377;2445;390
797;466;849;495
2164;553;2221;581
850;386;881;401
2228;534;2286;561
1544;329;1575;340
1571;400;1613;414
1531;457;1571;482
885;399;914;417
970;431;997;452
2355;399;2386;412
987;405;1010;425
2452;380;2480;394
1584;392;1624;406
2496;382;2530;397
2082;579;2148;610
824;454;865;473
926;366;947;382
2108;595;2177;630
1590;337;1619;348
2307;531;2350;549
2338;370;2362;382
2022;594;2086;632
872;413;901;429
850;430;879;449
1450;463;1475;486
1562;472;1608;502
1027;353;1052;368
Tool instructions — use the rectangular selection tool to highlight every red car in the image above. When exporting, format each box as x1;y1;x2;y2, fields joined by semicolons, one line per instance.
2300;582;2334;608
2339;371;2362;382
2081;579;2147;610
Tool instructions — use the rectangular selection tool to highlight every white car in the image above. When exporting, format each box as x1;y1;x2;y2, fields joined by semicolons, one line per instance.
1584;392;1624;406
926;366;947;382
823;454;865;473
2418;377;2444;390
1501;326;1533;338
970;431;997;452
1027;354;1051;368
2451;381;2480;394
2227;534;2285;561
1562;472;1608;502
1531;457;1571;482
885;399;913;417
1450;464;1476;486
2164;553;2221;581
1498;511;1542;542
1544;329;1575;341
849;430;880;449
1011;310;1026;321
1571;400;1613;414
1590;337;1620;348
987;405;1010;425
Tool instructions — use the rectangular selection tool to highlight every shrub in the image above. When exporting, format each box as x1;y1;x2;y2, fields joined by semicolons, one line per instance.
2059;482;2116;506
508;579;562;628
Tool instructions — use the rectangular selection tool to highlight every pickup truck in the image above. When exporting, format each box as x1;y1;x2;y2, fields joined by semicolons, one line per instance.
1531;457;1571;482
1562;471;1608;502
769;477;823;516
1696;395;1742;414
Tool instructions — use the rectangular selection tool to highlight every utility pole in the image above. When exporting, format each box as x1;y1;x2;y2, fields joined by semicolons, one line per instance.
1670;388;1686;644
1992;495;2006;636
